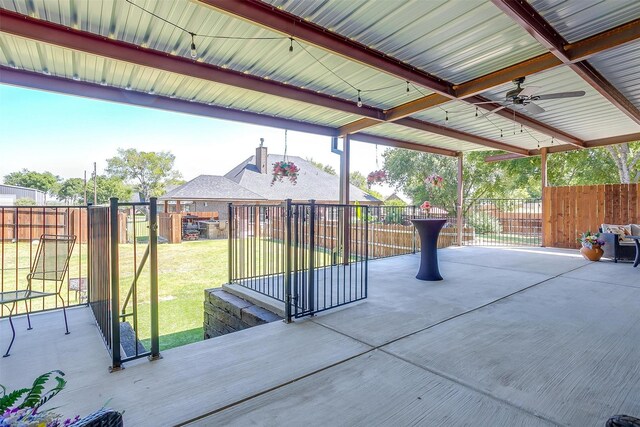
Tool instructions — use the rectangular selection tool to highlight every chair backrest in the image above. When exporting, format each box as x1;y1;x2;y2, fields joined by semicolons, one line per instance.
29;234;77;282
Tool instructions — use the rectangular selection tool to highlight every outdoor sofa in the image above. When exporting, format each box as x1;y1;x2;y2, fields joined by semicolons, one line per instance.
599;224;640;262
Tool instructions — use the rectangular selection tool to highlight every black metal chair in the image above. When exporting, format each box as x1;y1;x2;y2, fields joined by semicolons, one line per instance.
0;234;76;357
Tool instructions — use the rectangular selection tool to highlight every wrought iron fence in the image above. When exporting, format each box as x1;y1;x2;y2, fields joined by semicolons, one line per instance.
463;198;542;246
0;205;89;317
228;200;369;321
89;199;160;370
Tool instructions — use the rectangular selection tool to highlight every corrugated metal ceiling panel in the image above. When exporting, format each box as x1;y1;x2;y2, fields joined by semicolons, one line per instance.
0;0;428;110
264;0;548;84
479;66;640;141
0;33;362;128
364;122;483;152
588;39;640;111
411;100;554;150
530;0;640;43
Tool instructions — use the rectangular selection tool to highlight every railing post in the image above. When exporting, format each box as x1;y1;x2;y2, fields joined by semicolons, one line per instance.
284;199;293;323
228;203;233;284
412;205;417;254
86;203;92;305
148;197;161;361
307;200;316;316
109;197;122;371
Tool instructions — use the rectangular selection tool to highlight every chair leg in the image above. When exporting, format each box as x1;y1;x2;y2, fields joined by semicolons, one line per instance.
58;294;70;335
3;302;16;357
24;300;32;330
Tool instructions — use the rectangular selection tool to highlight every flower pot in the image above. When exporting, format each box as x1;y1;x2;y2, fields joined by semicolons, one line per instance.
580;245;604;261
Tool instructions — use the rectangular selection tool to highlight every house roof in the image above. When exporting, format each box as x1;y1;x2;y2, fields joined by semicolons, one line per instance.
159;175;266;201
225;154;380;203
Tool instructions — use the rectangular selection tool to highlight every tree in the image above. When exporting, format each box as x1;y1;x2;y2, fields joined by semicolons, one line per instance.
57;178;85;204
15;198;36;206
4;169;61;197
604;142;640;183
349;171;368;190
106;149;182;201
383;149;510;214
306;158;337;175
94;175;134;204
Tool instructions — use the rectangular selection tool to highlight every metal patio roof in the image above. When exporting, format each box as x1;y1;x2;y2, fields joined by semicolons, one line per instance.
0;0;639;158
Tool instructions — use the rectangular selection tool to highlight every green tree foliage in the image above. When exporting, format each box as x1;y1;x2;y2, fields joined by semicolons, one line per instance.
57;178;85;204
383;150;509;214
3;169;60;196
349;171;367;190
106;148;182;201
94;175;133;204
14;198;36;206
306;158;337;175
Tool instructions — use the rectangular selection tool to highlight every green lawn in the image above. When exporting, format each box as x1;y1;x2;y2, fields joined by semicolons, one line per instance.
1;239;228;352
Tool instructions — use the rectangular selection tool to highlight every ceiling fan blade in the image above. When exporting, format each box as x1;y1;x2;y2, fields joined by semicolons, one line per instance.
479;105;507;118
523;102;545;115
534;91;586;100
518;86;541;98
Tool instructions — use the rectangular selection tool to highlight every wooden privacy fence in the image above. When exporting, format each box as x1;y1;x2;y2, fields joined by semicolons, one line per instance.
264;220;472;259
0;207;88;243
543;183;640;248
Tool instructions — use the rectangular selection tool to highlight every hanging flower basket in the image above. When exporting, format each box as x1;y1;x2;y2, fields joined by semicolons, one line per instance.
425;174;444;188
420;201;431;211
271;160;300;185
367;170;387;188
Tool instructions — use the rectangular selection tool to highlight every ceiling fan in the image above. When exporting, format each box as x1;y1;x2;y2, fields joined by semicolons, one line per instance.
477;77;586;116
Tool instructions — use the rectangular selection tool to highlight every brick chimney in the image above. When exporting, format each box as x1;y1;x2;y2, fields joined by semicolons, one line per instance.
256;138;268;174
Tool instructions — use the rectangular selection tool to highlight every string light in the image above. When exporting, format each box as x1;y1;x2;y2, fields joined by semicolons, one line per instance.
551;136;555;144
500;129;503;138
406;81;410;93
289;38;294;53
475;106;478;117
357;90;363;108
190;33;197;59
520;124;523;133
445;111;449;124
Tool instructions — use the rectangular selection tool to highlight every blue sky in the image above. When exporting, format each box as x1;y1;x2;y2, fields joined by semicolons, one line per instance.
0;85;394;195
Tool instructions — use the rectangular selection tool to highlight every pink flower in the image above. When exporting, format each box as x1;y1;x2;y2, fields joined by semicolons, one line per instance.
420;201;431;210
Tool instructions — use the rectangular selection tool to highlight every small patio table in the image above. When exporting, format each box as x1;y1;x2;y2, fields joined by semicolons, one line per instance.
411;219;447;281
625;236;640;267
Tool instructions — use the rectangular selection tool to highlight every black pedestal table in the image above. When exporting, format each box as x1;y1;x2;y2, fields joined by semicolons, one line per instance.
411;219;447;281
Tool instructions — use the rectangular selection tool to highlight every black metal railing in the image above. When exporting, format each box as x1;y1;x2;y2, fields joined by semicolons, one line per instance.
0;205;89;317
88;198;160;371
228;200;369;321
464;198;541;246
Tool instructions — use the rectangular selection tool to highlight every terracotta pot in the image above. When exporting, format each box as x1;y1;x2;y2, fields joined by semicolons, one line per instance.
580;245;604;261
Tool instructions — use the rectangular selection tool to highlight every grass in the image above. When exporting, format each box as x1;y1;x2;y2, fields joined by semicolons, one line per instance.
1;239;229;351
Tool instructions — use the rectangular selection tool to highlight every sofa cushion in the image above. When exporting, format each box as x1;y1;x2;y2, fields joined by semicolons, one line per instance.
601;224;632;242
631;224;640;236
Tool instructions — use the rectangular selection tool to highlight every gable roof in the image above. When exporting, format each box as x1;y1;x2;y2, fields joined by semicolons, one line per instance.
225;154;380;203
159;175;265;201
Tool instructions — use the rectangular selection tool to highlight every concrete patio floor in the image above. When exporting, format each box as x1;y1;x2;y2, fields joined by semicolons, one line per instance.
1;247;638;426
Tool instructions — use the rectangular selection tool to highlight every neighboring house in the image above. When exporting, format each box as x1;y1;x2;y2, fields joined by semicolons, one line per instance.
160;145;381;219
385;193;408;205
0;184;46;205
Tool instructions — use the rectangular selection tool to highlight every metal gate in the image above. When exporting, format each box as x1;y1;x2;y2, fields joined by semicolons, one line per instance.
88;197;160;371
464;198;542;246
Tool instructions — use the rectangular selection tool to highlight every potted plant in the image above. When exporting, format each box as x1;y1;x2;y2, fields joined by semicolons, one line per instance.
366;170;386;188
271;160;300;185
424;174;444;188
420;201;431;217
578;231;605;261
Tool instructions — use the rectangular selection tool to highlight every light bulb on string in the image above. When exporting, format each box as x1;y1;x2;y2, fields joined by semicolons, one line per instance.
190;33;197;59
551;136;555;144
289;38;294;53
520;124;523;133
445;111;449;123
357;90;362;108
475;106;478;117
500;129;503;138
406;81;410;94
